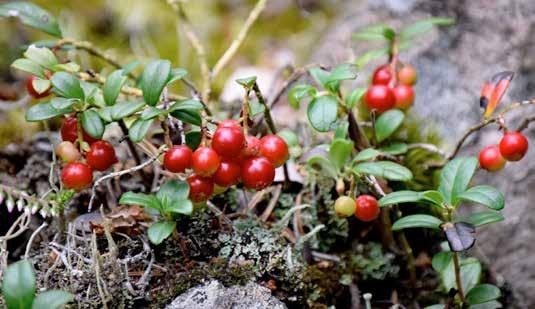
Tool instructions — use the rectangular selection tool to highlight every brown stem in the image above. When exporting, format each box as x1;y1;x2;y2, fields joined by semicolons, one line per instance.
398;230;417;287
453;251;466;303
118;120;151;188
347;109;370;150
516;113;535;131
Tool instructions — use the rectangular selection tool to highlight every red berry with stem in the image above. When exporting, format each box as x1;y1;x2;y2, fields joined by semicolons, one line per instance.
192;146;220;176
259;134;289;167
499;131;529;161
163;145;193;173
61;162;93;191
242;157;275;190
397;64;418;85
393;84;415;110
479;145;506;172
187;174;214;202
26;75;51;99
213;159;242;187
218;119;241;130
212;127;245;157
242;135;261;158
355;195;380;222
365;85;396;113
60;116;99;144
55;141;81;163
372;65;393;85
334;196;356;218
86;141;118;171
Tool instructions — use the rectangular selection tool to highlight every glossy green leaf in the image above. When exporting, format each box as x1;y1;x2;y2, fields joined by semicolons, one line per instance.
458;185;504;210
327;64;357;85
140;59;172;106
420;190;446;205
334;121;349;139
80;81;99;103
461;211;504;227
236;76;257;88
128;118;153;143
288;84;316;109
352;24;396;41
438;156;479;206
11;58;44;78
392;214;443;230
2;260;36;309
51;72;84;100
468;300;502;309
379;190;421;207
167;199;193;216
157;180;190;207
307;95;338;132
345;87;366;109
140;106;165;120
122;60;140;75
460;258;482;294
53;62;80;73
248;99;265;117
375;109;405;142
119;192;161;211
170;109;201;126
50;98;77;110
379;142;408;155
97;106;113;123
185;131;202;150
81;109;104;139
353;148;381;163
25;102;72;122
432;251;453;273
355;47;389;69
278;130;299;147
148;220;176;245
111;101;145;120
329;138;353;171
400;17;455;40
32;290;74;309
353;161;413;181
167;68;188;85
103;70;127;106
23;45;57;69
307;154;338;179
466;284;501;305
169;99;204;112
309;67;338;92
0;2;62;37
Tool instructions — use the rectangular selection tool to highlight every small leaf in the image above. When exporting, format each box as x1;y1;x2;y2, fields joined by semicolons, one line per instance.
432;251;453;273
122;60;140;75
392;214;443;230
420;190;445;205
11;58;44;78
345;87;366;109
353;161;413;181
140;59;172;106
307;95;338;132
80;81;99;103
461;211;504;227
375;109;405;142
0;2;62;37
119;192;161;211
111;101;146;120
457;185;504;210
140;106;165;120
379;190;421;207
460;258;482;294
81;109;104;139
329;138;353;171
167;68;188;85
157;180;190;207
32;290;74;309
167;199;193;215
438;156;479;206
309;67;337;92
278;130;299;147
2;260;36;309
468;301;502;309
400;17;455;40
103;70;127;106
53;62;80;73
353;148;381;163
379;142;408;155
334;121;349;139
51;72;84;100
288;84;316;109
355;48;389;69
97;106;113;123
50;98;77;110
352;24;396;41
236;76;257;89
168;99;204;112
327;64;357;86
26;102;72;122
129;118;153;143
23;45;57;69
307;154;338;179
248;99;265;118
170;109;201;126
444;222;476;252
148;220;176;245
185;131;202;150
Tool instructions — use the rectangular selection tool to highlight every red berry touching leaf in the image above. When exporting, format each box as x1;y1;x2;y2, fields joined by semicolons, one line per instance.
212;127;245;157
479;145;506;172
55;141;81;163
187;174;214;202
192;146;221;176
60;116;99;144
355;195;380;222
259;134;289;167
499;131;529;161
372;65;393;85
218;119;241;130
26;75;51;99
86;141;118;171
242;156;275;190
334;196;356;218
213;159;242;187
397;64;418;85
393;84;415;110
365;85;396;113
61;162;93;191
164;145;193;173
242;135;261;158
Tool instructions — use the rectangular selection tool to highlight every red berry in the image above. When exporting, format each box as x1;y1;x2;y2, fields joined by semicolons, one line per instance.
479;145;506;172
242;157;275;190
393;84;415;110
355;195;380;222
334;196;356;218
372;65;393;85
397;64;417;85
213;159;242;187
163;145;193;173
259;135;289;167
212;127;245;157
192;147;221;176
499;131;529;161
60;116;99;144
61;162;93;191
55;141;81;163
218;119;241;130
365;85;396;113
187;174;214;202
242;135;261;158
26;75;51;99
86;141;118;171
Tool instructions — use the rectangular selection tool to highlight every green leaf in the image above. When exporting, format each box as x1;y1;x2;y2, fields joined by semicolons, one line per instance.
329;138;353;171
379;142;408;155
355;48;389;69
288;84;316;109
185;131;202;150
468;301;502;309
11;58;44;78
128;118;153;143
461;211;504;227
51;72;84;100
167;68;188;85
352;24;396;41
466;284;501;305
345;87;366;109
307;154;338;179
400;17;455;40
457;185;504;210
97;106;113;123
309;67;337;92
327;64;357;85
334;121;349;139
31;78;51;94
375;109;405;142
424;305;445;309
140;106;165;120
460;258;482;294
122;60;140;75
248;99;265;118
53;62;80;73
420;190;445;205
140;59;172;106
32;290;74;309
111;101;145;120
2;260;36;309
103;70;127;106
307;95;338;132
0;2;62;37
278;130;299;147
171;109;201;126
432;251;454;273
81;109;104;139
379;190;421;207
353;148;381;163
353;161;413;181
169;99;204;112
157;180;190;207
119;192;161;211
50;98;78;110
25;102;72;122
392;214;443;230
23;45;57;69
438;156;479;206
167;199;193;216
236;76;257;89
80;81;99;103
148;220;176;245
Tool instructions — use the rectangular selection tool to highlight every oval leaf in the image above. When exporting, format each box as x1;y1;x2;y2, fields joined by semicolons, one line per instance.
329;138;353;171
11;58;44;78
25;102;72;122
169;99;204;112
379;142;408;155
167;199;193;216
2;260;36;309
438;156;479;206
81;109;104;139
0;2;62;37
461;211;504;227
148;220;176;245
375;109;405;142
23;45;57;69
103;70;127;106
306;154;338;179
392;214;443;231
111;101;146;120
157;180;190;206
288;84;316;109
140;59;172;106
119;192;161;212
345;87;366;109
32;290;74;309
466;284;501;305
51;72;84;100
128;118;153;143
307;95;338;132
379;190;421;207
400;17;455;40
457;185;504;210
353;161;413;181
170;109;201;126
353;148;381;163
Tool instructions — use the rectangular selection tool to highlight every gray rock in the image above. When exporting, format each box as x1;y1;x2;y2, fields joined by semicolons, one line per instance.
165;281;286;309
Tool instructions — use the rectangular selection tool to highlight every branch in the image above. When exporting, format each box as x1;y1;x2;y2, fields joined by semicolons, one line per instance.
516;113;535;131
268;64;320;107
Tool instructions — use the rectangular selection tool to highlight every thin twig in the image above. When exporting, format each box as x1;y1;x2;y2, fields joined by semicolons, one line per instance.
260;184;282;221
269;64;320;107
452;251;466;303
24;222;48;260
516;113;535;131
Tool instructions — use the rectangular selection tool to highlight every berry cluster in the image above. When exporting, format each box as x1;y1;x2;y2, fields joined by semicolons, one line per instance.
163;120;289;203
57;116;118;190
479;131;529;171
334;194;380;222
365;64;417;113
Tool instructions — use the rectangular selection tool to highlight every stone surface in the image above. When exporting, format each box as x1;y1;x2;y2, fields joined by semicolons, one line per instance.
165;281;286;309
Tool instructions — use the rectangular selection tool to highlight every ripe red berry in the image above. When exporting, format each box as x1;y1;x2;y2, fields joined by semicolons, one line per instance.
55;141;81;163
26;75;51;99
372;65;393;85
60;116;99;144
499;131;529;161
259;135;289;167
163;145;193;173
212;127;245;157
192;146;221;176
86;141;118;171
479;145;506;172
334;196;356;218
187;174;214;202
218;119;241;130
397;65;417;85
213;159;242;187
355;195;380;222
365;85;396;113
61;162;93;191
242;157;275;190
242;135;261;158
393;84;415;110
